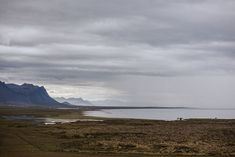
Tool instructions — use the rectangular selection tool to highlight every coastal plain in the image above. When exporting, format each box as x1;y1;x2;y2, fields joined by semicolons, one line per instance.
0;107;234;157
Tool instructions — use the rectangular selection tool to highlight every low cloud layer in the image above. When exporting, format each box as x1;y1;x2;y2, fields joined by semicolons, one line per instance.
0;0;235;107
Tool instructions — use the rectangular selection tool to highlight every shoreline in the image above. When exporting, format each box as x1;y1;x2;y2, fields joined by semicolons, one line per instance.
0;107;235;156
82;108;235;121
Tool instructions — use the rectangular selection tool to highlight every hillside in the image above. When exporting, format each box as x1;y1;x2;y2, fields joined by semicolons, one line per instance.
0;81;67;107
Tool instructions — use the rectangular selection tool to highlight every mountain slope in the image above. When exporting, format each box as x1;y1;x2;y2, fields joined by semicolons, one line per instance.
0;81;66;107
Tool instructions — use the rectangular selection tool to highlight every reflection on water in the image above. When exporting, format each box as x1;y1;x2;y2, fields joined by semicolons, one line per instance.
85;108;235;120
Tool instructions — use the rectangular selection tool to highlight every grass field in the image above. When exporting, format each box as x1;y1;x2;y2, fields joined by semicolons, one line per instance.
0;107;235;157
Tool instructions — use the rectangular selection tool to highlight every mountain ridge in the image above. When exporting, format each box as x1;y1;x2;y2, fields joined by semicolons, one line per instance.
0;81;69;107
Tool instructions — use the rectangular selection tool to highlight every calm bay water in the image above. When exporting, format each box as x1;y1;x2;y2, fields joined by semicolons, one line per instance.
85;108;235;120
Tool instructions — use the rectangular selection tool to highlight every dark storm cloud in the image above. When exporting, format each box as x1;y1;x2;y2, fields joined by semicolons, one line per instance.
0;0;235;83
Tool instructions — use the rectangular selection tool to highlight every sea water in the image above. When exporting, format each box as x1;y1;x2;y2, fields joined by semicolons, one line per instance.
85;108;235;120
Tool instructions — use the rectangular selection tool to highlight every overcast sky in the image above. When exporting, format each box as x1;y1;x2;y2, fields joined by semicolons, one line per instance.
0;0;235;107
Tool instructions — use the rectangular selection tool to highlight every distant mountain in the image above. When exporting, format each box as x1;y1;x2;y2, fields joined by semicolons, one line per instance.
54;97;128;106
55;97;92;106
0;81;69;107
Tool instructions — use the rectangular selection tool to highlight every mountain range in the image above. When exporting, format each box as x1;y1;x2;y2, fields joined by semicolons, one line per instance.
54;97;128;106
0;81;69;107
55;97;92;106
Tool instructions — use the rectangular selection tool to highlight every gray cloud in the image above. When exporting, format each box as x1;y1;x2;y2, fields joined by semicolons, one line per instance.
0;0;235;107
